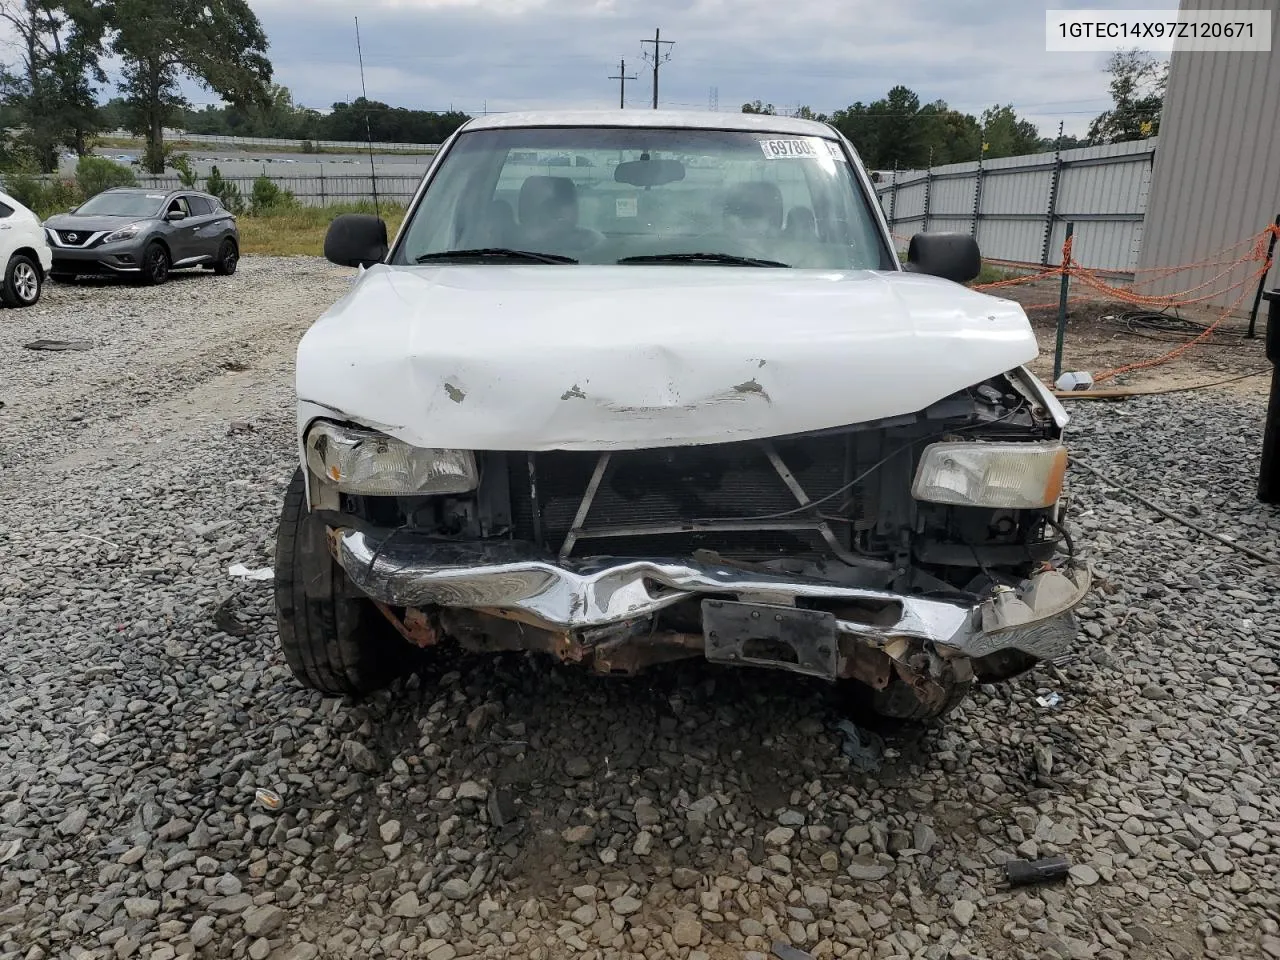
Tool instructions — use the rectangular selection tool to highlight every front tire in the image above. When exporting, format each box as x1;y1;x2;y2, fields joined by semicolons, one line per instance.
213;238;239;276
839;666;973;726
2;254;42;307
274;468;412;695
142;242;169;285
867;676;972;722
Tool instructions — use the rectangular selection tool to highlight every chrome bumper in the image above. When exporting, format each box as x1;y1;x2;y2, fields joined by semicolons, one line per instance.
332;529;1090;663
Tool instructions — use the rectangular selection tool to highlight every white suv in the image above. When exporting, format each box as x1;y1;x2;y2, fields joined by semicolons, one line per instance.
0;189;53;308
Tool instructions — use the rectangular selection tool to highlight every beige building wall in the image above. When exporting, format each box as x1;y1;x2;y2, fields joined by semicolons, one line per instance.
1137;0;1280;309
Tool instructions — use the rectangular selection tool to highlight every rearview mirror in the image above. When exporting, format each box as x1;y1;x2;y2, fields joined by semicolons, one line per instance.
166;210;188;222
324;214;388;268
905;232;981;284
614;158;686;188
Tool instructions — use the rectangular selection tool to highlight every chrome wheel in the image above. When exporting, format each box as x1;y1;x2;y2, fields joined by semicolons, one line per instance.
13;262;38;302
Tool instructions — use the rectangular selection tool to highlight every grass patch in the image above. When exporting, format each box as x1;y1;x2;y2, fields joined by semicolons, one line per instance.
892;253;1035;288
236;203;406;257
974;263;1013;285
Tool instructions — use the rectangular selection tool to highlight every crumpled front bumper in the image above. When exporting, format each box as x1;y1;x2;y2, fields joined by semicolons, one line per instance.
330;528;1091;674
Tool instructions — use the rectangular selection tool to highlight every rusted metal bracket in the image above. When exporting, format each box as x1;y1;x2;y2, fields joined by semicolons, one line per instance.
591;630;703;675
840;642;892;688
372;601;439;647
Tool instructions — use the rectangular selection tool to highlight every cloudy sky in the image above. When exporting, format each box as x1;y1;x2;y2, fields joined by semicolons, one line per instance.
239;0;1173;136
0;0;1175;138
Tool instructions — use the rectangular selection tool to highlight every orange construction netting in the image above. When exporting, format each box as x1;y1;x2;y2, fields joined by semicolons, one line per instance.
954;224;1280;383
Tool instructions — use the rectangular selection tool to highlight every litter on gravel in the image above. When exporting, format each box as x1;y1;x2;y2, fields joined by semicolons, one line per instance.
227;562;273;580
254;788;282;810
23;338;93;351
834;718;884;772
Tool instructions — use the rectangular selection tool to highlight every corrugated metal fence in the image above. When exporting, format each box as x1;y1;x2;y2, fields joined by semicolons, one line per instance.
174;134;441;153
875;138;1157;274
130;174;425;207
109;129;442;153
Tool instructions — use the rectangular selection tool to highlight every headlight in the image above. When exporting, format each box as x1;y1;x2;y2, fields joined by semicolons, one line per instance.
102;222;145;244
305;421;478;496
912;441;1067;509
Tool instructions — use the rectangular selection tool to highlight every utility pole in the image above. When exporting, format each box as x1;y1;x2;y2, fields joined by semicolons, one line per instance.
640;28;674;109
708;86;719;112
608;59;637;109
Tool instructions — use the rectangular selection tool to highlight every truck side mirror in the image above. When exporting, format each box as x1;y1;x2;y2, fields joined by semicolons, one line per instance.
324;214;388;268
905;232;981;284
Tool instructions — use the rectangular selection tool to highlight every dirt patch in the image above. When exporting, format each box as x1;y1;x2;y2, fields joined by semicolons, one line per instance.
987;276;1272;398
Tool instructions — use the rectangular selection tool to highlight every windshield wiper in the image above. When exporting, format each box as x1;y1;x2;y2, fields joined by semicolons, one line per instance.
617;252;790;268
415;248;577;264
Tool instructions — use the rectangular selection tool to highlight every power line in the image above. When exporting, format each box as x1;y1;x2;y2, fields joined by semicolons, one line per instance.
608;58;638;109
640;28;674;110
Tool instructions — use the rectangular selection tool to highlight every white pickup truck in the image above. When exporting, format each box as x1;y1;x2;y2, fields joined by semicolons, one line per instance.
274;110;1088;723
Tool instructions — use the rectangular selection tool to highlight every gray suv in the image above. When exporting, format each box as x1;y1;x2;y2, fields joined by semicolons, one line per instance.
43;187;240;285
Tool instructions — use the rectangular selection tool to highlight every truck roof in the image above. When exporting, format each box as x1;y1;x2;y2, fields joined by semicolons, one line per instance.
461;109;838;138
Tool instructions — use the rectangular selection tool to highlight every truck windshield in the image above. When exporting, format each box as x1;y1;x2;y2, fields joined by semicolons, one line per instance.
392;127;894;270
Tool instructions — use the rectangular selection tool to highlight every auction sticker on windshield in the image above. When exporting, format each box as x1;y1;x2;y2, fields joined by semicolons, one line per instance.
760;138;845;161
761;139;823;159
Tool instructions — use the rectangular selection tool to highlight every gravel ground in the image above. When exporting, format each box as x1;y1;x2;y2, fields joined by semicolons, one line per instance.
2;259;1278;960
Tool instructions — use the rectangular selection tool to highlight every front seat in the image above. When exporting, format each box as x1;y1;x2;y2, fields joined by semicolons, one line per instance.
480;199;516;247
517;176;600;253
783;205;817;240
723;181;784;235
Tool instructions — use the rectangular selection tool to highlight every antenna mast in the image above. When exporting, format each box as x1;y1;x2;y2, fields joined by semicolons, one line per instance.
355;16;381;220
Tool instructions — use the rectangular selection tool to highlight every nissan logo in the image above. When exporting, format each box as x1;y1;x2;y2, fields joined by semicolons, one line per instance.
66;232;78;242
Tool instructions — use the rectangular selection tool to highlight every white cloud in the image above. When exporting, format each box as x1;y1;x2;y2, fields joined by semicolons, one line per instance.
0;0;1168;139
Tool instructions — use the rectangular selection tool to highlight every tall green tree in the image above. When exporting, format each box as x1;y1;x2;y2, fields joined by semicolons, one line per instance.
829;87;1043;168
830;86;933;169
0;0;109;170
50;0;109;154
1088;49;1166;144
789;105;828;121
321;99;468;144
919;101;982;163
979;104;1043;158
160;93;470;145
96;94;129;131
113;0;271;172
0;0;60;171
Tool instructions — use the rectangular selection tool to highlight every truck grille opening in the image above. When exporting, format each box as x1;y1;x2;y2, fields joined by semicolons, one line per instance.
505;433;879;558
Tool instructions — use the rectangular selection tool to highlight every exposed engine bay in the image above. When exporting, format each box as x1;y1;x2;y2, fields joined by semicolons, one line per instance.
308;368;1088;717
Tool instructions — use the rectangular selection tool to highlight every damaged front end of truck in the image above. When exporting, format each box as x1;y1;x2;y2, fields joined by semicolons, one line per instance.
290;365;1087;721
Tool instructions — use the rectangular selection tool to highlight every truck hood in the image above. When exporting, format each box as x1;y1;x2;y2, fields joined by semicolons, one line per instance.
296;264;1039;451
